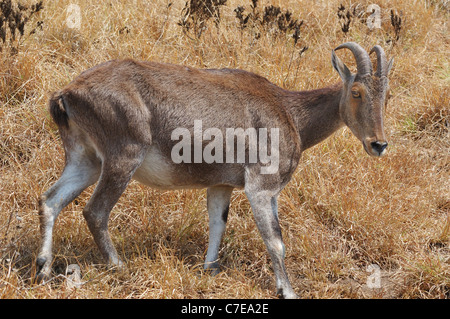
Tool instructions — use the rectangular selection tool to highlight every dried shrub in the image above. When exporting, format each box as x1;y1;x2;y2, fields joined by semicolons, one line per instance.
234;0;260;39
0;0;43;54
390;9;402;43
178;0;227;38
234;1;308;88
337;3;366;35
337;4;351;34
234;0;305;45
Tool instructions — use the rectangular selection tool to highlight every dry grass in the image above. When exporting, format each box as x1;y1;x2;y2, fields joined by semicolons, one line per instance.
0;0;449;299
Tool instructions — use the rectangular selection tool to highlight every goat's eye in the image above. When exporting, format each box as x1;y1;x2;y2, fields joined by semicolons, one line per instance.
351;90;361;98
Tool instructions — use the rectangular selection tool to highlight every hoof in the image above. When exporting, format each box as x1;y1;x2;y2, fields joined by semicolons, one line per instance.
204;262;221;276
204;267;221;276
277;288;298;299
36;256;47;267
34;271;51;284
34;256;51;284
107;259;126;272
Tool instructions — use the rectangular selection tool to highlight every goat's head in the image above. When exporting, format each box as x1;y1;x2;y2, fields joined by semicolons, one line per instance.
331;42;394;157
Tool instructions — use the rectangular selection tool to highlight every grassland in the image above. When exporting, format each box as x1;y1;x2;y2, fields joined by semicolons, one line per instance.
0;0;448;298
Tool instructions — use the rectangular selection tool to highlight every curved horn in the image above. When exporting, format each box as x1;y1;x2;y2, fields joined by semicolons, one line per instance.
334;42;372;76
370;45;387;77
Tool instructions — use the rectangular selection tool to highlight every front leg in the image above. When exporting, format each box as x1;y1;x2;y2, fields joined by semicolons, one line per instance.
245;189;297;299
82;151;145;268
204;186;233;274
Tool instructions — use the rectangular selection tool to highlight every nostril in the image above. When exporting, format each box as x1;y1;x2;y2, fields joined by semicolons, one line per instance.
371;141;388;154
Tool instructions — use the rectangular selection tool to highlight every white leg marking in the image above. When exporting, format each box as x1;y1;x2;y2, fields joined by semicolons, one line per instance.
204;186;233;273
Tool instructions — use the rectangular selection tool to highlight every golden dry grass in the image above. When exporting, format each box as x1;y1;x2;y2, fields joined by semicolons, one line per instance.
0;0;449;298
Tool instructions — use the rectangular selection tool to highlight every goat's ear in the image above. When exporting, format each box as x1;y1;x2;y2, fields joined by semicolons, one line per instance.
386;57;394;75
331;50;351;82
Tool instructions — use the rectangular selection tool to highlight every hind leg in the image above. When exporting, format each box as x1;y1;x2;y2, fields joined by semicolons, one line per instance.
82;151;145;267
36;154;100;282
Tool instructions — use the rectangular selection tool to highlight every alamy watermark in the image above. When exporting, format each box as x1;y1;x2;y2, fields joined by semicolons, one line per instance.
171;120;280;174
66;4;81;30
366;264;381;289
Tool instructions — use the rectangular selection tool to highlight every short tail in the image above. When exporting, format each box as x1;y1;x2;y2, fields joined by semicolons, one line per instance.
49;92;69;128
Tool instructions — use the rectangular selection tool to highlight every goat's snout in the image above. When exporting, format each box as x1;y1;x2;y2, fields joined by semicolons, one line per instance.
370;141;388;156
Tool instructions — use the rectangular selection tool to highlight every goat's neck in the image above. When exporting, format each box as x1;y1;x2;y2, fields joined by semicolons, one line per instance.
285;82;345;151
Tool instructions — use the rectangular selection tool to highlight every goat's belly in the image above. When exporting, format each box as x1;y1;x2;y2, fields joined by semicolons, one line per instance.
132;147;180;189
132;146;245;190
133;146;220;189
